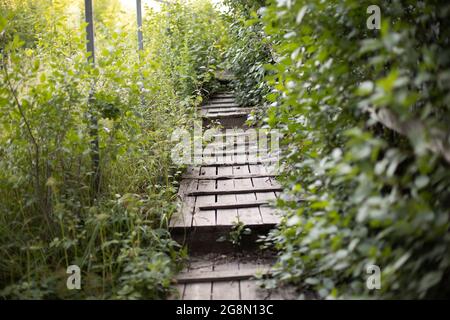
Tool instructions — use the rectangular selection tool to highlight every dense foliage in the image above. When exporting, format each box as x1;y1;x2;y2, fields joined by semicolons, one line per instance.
0;0;226;299
222;0;272;108
226;0;450;298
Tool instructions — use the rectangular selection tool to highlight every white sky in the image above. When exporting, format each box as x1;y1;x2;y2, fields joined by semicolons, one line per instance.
119;0;161;11
119;0;224;11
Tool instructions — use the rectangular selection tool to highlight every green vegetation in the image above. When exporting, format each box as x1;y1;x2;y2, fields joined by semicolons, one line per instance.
1;0;449;300
0;0;226;299
226;0;450;299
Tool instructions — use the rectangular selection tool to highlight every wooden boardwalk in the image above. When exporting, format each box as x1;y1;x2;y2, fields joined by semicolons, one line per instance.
169;92;291;300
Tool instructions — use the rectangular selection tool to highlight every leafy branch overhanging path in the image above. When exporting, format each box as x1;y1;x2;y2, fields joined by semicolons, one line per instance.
169;90;295;300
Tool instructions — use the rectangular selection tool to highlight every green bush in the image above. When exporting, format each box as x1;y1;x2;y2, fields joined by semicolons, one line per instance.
222;0;272;107
227;0;450;298
0;0;225;299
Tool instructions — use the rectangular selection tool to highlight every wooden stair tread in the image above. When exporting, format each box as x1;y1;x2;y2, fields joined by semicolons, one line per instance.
202;104;240;109
203;112;249;118
187;187;282;196
182;173;276;180
201;107;251;114
198;200;271;211
177;267;270;284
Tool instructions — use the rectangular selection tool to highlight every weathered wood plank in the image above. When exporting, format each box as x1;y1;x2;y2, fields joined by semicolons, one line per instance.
216;166;238;226
240;280;267;300
249;164;267;174
203;112;249;118
187;187;282;196
212;262;240;300
183;283;212;300
183;173;276;180
170;179;198;228
252;177;281;224
234;198;264;224
202;103;239;109
199;161;264;167
234;172;263;225
209;98;236;103
177;268;269;284
211;93;234;98
194;176;216;226
202;107;251;113
199;149;266;157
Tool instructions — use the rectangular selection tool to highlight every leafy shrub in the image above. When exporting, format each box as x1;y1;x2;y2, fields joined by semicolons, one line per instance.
222;0;272;107
228;0;450;298
0;0;225;299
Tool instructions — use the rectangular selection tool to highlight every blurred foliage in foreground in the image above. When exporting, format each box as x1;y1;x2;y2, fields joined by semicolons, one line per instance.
0;0;227;299
224;0;450;298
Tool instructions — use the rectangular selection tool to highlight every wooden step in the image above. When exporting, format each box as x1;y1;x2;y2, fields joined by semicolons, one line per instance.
187;187;282;196
201;107;251;114
197;149;268;156
213;132;257;138
183;173;276;180
207;141;257;148
177;266;270;284
203;112;249;119
198;200;270;211
199;159;277;166
209;98;236;104
211;93;234;98
202;103;240;109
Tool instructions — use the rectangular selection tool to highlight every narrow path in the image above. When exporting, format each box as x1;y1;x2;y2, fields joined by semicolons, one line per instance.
169;92;292;300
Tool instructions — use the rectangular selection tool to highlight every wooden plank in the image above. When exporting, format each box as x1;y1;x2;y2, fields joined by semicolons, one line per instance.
249;164;264;174
189;259;214;272
203;112;249;118
183;173;276;180
269;177;282;188
252;177;281;224
177;268;269;284
202;107;250;113
236;197;264;224
203;109;252;116
183;283;212;300
199;149;267;157
216;166;238;226
240;280;267;300
199;161;264;167
187;187;282;196
200;165;216;177
193;169;216;226
209;98;236;103
198;200;270;214
257;201;280;224
170;179;197;228
234;136;247;163
212;262;240;300
185;166;201;178
211;93;234;98
181;258;214;299
234;166;263;225
252;177;277;200
202;103;239;109
208;141;255;148
213;132;255;140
